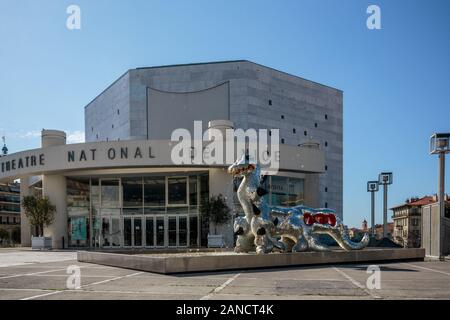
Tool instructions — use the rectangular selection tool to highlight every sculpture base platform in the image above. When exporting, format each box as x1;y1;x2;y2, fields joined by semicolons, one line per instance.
77;248;425;274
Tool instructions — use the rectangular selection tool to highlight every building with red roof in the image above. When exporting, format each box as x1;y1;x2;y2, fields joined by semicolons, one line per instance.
391;195;450;248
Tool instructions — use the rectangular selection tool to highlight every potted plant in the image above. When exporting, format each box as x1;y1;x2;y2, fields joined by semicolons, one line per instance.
21;195;56;249
200;194;231;248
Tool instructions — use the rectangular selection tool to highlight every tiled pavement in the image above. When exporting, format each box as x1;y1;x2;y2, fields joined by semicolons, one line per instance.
1;249;450;300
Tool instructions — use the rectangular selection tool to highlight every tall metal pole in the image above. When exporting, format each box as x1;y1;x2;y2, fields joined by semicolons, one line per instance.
371;191;375;237
438;152;445;258
383;184;388;238
439;153;445;218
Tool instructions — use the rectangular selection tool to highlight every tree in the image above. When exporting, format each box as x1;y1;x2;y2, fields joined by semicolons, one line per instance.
21;195;56;237
200;194;231;234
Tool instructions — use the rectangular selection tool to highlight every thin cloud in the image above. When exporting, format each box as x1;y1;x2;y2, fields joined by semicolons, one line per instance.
20;130;41;138
66;130;85;144
12;129;85;144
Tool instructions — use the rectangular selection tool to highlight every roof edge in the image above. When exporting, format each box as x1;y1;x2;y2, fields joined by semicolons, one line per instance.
84;70;131;110
134;60;342;92
84;59;343;110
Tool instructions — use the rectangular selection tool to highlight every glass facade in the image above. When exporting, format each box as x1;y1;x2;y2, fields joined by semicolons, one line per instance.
66;173;207;248
67;178;90;247
66;172;304;248
233;175;305;213
270;176;304;207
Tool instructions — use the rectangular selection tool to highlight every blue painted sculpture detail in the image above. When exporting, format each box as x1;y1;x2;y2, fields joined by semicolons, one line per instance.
229;155;369;254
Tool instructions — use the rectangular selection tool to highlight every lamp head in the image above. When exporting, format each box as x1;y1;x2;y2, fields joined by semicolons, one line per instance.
378;172;393;185
430;133;450;154
367;181;379;192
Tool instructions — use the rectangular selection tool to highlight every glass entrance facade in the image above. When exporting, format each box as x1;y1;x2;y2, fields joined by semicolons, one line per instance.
66;173;208;248
232;175;305;212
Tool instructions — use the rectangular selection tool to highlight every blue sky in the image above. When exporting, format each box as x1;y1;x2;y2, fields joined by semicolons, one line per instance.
1;0;449;227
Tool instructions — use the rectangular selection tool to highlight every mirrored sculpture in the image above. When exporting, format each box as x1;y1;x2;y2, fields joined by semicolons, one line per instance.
229;155;369;254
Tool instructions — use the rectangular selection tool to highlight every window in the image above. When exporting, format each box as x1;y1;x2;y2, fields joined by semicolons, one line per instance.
144;177;165;206
190;216;198;246
293;128;296;134
200;174;209;205
281;138;285;144
91;179;100;210
304;131;307;136
168;177;187;205
117;109;120;115
269;99;272;106
68;214;89;247
325;187;328;192
67;177;90;217
189;176;198;206
168;217;177;246
270;176;288;206
315;123;318;128
257;176;304;208
112;124;114;129
179;217;187;246
269;130;271;136
287;178;304;206
325;114;328;120
145;218;154;246
325;202;328;208
325;165;328;171
325;141;328;147
122;177;143;207
101;180;120;208
281;115;284;119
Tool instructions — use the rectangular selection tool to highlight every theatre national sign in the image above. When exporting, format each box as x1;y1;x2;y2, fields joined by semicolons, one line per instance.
0;139;324;182
67;145;155;162
0;140;165;181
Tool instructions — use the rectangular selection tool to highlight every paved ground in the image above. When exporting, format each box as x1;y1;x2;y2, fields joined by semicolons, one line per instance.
1;249;450;300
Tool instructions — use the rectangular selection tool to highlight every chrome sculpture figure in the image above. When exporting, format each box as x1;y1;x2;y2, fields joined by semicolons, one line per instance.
228;155;369;254
233;216;255;253
229;155;284;253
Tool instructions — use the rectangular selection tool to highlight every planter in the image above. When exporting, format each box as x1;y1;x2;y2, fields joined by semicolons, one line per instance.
31;236;52;250
207;234;225;248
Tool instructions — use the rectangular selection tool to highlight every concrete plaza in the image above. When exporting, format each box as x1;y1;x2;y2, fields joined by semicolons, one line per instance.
1;248;450;300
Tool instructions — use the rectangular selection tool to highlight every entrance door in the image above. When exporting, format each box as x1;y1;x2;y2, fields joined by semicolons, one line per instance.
101;216;122;247
123;216;143;247
123;217;132;247
92;216;101;248
155;217;165;247
168;216;177;247
110;217;121;247
101;217;110;247
167;215;188;247
143;215;190;248
178;216;187;247
134;217;142;246
145;217;155;247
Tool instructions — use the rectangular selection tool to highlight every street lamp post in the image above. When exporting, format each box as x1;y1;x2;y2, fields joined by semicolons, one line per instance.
367;181;379;238
378;172;393;238
430;133;450;259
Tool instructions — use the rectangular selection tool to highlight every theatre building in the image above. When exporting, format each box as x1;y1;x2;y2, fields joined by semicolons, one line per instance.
0;60;343;249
